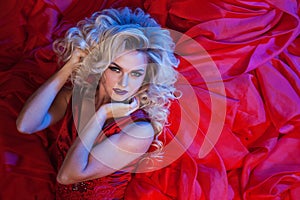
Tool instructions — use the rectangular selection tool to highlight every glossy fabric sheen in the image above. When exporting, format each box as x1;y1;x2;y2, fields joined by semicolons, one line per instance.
0;0;300;199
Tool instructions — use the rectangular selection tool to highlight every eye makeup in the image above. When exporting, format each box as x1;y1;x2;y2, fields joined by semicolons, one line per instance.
109;62;145;77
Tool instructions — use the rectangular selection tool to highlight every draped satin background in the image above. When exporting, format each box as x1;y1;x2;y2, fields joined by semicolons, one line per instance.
0;0;299;199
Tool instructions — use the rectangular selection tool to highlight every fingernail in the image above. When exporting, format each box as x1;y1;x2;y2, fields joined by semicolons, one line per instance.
131;97;137;107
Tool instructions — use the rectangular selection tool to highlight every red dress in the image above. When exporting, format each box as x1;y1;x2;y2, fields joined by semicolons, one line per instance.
51;103;151;200
1;1;300;199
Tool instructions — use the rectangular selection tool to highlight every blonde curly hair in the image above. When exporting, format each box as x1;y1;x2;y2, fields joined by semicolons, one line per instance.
53;7;179;154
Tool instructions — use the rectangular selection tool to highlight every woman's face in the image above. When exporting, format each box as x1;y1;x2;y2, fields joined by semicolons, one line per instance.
101;51;148;102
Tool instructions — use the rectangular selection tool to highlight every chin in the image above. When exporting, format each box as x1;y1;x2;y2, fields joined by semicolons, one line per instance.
111;96;130;103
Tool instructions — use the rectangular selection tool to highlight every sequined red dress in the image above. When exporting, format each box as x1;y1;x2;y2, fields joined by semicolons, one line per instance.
51;103;150;200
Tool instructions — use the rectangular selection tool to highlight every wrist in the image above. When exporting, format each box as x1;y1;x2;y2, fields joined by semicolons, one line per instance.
62;62;74;73
57;63;74;81
96;106;108;121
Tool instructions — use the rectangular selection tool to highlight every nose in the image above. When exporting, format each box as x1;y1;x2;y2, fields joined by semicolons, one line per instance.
119;73;128;87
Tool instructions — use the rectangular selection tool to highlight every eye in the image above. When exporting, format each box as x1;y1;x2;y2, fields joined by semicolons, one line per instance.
108;66;121;73
131;71;143;77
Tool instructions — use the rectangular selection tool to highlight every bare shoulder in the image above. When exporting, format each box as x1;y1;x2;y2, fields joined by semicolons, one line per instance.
115;121;155;153
122;121;155;138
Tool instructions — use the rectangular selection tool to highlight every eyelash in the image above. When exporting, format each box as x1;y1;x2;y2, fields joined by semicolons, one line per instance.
109;66;143;77
131;72;142;77
108;66;120;73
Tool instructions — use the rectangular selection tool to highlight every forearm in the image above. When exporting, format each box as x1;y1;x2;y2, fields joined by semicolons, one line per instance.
57;100;142;184
16;64;72;133
57;108;107;182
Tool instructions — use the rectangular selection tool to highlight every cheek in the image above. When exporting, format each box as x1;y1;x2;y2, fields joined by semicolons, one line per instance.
103;72;119;87
129;77;145;91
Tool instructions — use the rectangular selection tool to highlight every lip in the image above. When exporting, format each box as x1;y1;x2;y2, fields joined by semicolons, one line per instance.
113;88;128;95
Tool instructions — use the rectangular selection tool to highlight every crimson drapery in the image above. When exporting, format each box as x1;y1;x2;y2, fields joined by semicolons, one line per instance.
0;0;299;199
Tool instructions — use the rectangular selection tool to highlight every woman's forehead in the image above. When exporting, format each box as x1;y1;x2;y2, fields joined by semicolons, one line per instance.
113;51;148;70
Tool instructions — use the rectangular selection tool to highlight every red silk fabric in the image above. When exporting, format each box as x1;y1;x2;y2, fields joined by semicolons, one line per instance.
1;0;299;199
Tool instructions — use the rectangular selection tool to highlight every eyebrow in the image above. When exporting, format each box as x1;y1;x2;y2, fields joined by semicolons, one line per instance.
110;62;145;72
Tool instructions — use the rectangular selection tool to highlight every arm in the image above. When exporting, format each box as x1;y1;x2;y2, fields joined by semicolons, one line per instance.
57;99;155;185
16;49;86;134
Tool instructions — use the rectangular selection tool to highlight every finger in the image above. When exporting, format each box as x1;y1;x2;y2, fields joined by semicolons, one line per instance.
123;98;138;116
79;50;88;57
74;48;88;59
129;97;139;109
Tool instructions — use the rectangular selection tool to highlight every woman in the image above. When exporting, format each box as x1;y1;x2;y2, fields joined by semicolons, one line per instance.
16;7;178;199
